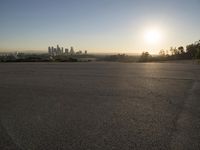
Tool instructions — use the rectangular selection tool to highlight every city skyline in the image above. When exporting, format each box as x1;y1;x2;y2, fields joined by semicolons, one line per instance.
48;44;87;56
0;0;200;54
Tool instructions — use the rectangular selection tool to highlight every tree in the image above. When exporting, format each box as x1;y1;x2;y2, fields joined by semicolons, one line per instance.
170;47;177;55
195;47;200;59
186;41;200;59
159;50;165;56
178;46;184;54
139;52;152;62
165;50;169;56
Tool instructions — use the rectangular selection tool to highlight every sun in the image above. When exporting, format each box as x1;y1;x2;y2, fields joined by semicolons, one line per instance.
144;28;162;44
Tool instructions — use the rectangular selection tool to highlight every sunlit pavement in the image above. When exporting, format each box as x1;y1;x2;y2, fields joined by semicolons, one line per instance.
0;62;200;150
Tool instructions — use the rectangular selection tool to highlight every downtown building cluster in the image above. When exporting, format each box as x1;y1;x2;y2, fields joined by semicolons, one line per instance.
48;45;87;56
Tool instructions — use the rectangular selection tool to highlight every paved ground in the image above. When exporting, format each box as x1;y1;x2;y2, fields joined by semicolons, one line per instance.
0;62;199;150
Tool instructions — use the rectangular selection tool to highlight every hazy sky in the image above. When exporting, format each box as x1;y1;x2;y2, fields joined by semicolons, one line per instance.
0;0;200;53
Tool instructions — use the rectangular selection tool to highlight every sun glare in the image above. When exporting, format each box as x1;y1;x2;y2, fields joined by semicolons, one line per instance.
144;28;162;44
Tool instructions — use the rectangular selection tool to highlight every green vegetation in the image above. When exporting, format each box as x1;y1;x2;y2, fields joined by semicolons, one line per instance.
138;52;152;62
0;53;50;62
0;53;97;63
1;40;200;63
99;54;139;62
100;40;200;63
138;40;200;62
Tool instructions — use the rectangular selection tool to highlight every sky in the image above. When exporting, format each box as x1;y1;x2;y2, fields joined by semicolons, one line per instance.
0;0;200;54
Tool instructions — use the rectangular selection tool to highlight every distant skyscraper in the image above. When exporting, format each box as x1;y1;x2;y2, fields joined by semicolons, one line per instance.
54;48;57;55
57;45;59;50
56;45;60;55
48;46;51;55
70;46;74;54
65;48;69;54
52;46;54;56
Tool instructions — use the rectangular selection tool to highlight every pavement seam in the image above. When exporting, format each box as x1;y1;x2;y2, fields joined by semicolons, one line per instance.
0;119;23;150
169;80;200;150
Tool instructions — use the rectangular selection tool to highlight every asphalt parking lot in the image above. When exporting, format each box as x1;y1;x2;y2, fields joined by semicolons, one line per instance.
0;62;199;150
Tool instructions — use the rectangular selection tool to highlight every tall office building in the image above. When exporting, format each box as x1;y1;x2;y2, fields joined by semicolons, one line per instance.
48;47;52;55
57;45;60;50
65;48;69;54
70;46;74;54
